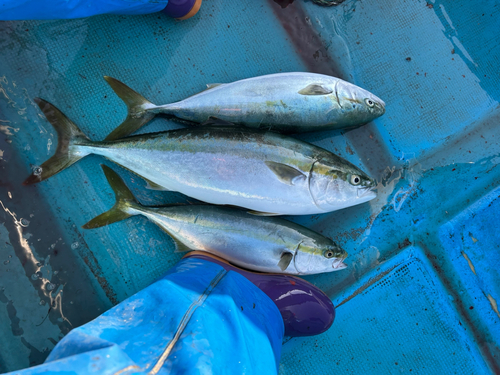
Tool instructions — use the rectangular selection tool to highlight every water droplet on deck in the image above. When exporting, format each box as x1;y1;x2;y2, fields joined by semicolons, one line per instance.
3;260;9;265
46;283;55;291
31;273;39;280
20;218;29;227
71;242;79;249
39;300;46;306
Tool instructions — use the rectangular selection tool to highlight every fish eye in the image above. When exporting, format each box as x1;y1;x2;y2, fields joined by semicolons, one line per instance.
349;174;361;186
365;98;375;107
324;249;335;258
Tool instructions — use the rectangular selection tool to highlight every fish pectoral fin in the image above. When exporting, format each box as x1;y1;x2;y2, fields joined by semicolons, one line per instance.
265;161;306;186
278;252;294;271
247;210;281;216
200;116;237;127
144;178;170;191
298;84;333;96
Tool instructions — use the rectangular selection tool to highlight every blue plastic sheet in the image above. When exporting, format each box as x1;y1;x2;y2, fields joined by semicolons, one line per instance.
0;0;167;20
4;257;284;374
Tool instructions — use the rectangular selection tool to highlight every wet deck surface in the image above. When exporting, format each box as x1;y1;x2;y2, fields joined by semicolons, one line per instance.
0;0;499;372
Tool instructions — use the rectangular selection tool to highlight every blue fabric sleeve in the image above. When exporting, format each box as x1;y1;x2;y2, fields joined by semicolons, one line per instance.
5;257;284;374
0;0;167;20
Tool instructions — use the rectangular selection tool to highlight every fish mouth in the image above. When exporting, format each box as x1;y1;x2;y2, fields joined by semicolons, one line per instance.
332;259;348;270
357;186;377;199
371;93;386;108
378;104;386;115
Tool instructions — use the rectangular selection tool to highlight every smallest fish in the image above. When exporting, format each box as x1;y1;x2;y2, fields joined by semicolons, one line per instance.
103;72;385;140
83;165;348;275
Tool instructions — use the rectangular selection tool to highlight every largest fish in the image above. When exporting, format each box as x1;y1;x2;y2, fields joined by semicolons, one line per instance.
103;72;385;140
25;99;377;216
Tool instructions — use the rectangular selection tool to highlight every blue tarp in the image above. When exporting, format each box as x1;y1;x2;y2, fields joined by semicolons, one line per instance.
5;257;284;374
0;0;166;20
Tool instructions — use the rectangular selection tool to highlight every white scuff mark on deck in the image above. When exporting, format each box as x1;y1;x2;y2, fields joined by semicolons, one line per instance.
469;233;478;243
439;4;455;31
486;294;500;319
461;251;476;275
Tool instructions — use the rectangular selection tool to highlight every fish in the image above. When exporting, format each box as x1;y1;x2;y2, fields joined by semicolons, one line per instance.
103;72;386;140
83;165;348;275
24;99;377;216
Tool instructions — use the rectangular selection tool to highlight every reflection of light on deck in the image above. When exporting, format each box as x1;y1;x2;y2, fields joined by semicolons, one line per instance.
0;124;20;136
0;199;72;327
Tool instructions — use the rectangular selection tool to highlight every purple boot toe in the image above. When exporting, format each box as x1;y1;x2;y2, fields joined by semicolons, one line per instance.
161;0;202;19
185;252;336;337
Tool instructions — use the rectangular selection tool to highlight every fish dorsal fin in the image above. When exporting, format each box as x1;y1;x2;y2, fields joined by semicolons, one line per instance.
200;116;239;128
265;161;306;186
298;84;333;96
206;83;223;90
247;210;281;216
144;179;171;191
278;252;294;271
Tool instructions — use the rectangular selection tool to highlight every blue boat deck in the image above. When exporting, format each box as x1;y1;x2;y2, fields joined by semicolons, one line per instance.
0;0;499;373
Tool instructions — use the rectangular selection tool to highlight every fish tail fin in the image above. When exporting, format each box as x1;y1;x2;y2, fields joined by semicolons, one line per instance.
82;164;141;229
23;98;91;185
104;76;157;141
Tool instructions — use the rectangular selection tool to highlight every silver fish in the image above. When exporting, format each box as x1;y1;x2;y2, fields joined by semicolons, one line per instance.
83;165;348;275
103;72;385;140
25;99;376;216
